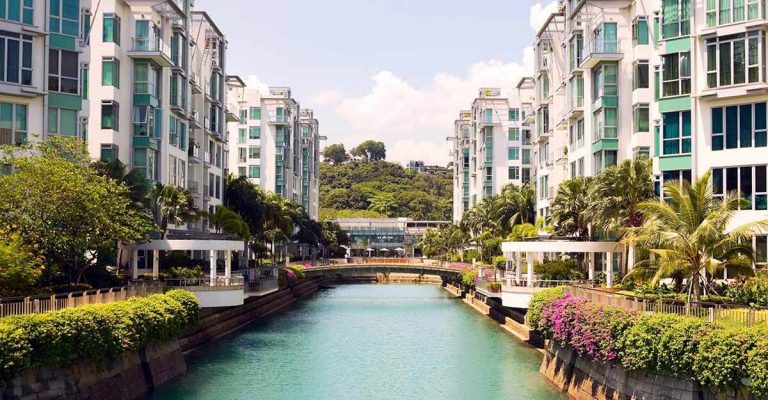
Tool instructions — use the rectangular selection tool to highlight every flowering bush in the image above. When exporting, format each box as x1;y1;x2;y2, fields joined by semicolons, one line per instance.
287;265;306;279
459;268;477;287
726;276;768;307
526;286;565;329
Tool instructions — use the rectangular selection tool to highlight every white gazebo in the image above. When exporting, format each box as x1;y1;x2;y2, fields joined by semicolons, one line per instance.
125;239;245;284
501;240;625;288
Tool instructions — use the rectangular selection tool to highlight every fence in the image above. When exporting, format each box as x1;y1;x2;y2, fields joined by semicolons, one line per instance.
565;286;768;327
165;276;244;291
0;283;163;318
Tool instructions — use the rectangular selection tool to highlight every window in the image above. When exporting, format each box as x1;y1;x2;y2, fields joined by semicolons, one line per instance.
522;148;531;164
662;111;692;155
239;109;247;123
100;144;118;162
634;61;649;89
508;147;519;160
708;0;762;27
0;102;26;145
249;126;260;139
508;166;520;180
633;17;649;45
238;128;247;144
48;49;78;94
571;158;585;178
662;170;693;189
248;146;260;159
0;31;32;86
594;150;618;174
509;108;519;121
538;106;550;134
594;107;618;139
569;74;584;109
48;107;77;137
712;102;767;150
80;63;88;99
634;104;649;133
101;101;118;130
706;32;764;88
592;62;617;100
662;52;691;97
508;127;519;141
238;167;246;177
248;165;260;179
541;72;550;99
102;57;119;87
712;165;767;210
634;146;651;159
522;168;531;183
249;107;261;120
569;34;583;70
0;0;33;24
49;0;79;36
593;22;618;53
169;115;178;146
103;14;120;44
662;0;691;39
134;62;159;96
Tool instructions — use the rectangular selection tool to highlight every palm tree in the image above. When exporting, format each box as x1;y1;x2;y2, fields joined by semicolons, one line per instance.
206;205;251;240
149;184;200;238
587;158;655;235
550;177;593;240
623;172;768;303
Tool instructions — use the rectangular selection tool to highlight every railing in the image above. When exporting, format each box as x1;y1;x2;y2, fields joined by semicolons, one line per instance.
131;36;171;57
0;284;163;318
165;276;244;291
565;286;768;327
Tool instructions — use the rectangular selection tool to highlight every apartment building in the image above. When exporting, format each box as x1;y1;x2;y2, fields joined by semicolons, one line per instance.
451;82;535;222
226;84;322;220
0;0;86;147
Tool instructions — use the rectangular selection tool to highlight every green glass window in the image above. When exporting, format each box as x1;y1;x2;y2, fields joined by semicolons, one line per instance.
0;0;33;24
49;0;80;36
662;0;691;39
238;128;247;144
508;166;520;180
239;109;247;123
712;102;767;150
662;111;691;155
248;165;260;179
248;146;260;159
103;14;120;44
0;102;26;145
48;107;77;137
634;105;649;133
522;149;531;164
508;108;519;121
508;147;519;160
238;167;246;177
508;127;519;141
100;144;118;162
603;23;618;52
102;58;119;87
249;107;261;120
633;18;649;45
101;101;118;130
249;126;260;139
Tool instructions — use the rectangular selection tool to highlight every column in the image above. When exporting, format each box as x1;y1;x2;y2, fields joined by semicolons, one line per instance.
224;250;232;284
131;248;139;280
152;250;160;280
209;250;217;286
588;252;595;281
606;251;614;288
627;245;635;272
515;252;522;284
527;252;534;288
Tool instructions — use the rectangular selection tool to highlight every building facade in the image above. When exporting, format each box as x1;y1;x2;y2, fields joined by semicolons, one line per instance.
226;84;322;220
336;218;450;257
452;0;768;265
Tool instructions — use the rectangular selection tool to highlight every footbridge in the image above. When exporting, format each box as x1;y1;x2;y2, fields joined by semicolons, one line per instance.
302;258;468;279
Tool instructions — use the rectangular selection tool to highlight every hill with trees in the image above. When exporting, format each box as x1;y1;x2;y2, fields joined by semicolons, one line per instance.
320;141;452;221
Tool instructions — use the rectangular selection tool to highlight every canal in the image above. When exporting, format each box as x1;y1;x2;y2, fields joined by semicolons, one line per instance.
148;285;566;400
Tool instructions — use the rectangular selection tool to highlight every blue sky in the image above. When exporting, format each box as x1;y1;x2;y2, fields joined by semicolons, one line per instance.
197;0;558;165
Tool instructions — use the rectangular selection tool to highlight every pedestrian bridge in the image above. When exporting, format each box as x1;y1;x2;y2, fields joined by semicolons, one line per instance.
303;260;466;279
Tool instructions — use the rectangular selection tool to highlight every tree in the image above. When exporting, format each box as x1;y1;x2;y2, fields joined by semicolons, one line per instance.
550;177;593;239
368;192;398;216
0;232;44;296
91;159;149;207
624;172;768;303
350;140;386;161
0;137;156;282
323;143;349;165
207;205;251;240
587;158;655;235
149;184;200;238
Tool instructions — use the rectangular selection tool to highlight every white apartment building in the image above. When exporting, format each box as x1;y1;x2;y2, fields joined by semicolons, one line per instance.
453;0;768;267
226;84;322;220
451;82;535;222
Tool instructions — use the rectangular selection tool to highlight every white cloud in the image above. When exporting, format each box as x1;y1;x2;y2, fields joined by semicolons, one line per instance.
244;74;270;96
529;1;559;31
312;52;535;166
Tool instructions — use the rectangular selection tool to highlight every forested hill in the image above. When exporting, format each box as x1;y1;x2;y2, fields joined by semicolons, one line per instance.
319;160;452;221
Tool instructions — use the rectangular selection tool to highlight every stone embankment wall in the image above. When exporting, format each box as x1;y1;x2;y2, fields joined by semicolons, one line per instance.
0;277;327;400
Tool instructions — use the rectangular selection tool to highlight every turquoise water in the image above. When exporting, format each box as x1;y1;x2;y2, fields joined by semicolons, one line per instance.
148;285;565;400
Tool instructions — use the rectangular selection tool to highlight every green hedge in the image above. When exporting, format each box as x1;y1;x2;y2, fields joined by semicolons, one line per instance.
0;289;198;380
526;286;564;330
530;290;768;397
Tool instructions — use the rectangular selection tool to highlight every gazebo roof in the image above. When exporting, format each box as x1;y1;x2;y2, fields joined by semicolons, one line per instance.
126;239;245;252
501;240;622;254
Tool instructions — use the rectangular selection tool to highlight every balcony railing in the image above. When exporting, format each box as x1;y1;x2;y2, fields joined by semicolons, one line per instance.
129;37;173;67
580;36;622;69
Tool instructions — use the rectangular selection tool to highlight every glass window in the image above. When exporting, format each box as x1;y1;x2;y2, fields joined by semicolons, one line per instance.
103;14;120;45
662;111;691;155
238;128;247;144
635;61;649;89
50;0;79;36
0;31;33;86
0;0;33;24
713;165;768;210
522;148;531;164
48;49;78;94
0;102;26;145
662;52;691;97
249;107;261;120
248;165;260;179
634;104;649;132
508;166;520;180
633;17;649;45
249;126;260;139
101;101;118;130
248;146;260;159
48;107;77;137
712;102;767;150
508;147;519;160
102;57;119;87
662;0;691;39
508;108;519;121
239;109;247;123
706;32;764;88
508;127;519;141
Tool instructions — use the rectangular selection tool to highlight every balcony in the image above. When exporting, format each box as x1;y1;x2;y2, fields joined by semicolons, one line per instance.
190;72;202;94
189;110;203;129
266;111;291;125
187;181;200;197
188;144;201;163
225;102;239;122
128;37;173;67
580;37;622;69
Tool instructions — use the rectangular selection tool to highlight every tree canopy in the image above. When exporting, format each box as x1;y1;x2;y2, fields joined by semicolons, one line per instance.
350;140;386;161
322;143;349;165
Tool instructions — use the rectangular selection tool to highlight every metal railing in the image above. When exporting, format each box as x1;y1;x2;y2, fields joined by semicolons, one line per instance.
565;286;768;327
165;276;244;291
131;36;171;57
0;284;163;318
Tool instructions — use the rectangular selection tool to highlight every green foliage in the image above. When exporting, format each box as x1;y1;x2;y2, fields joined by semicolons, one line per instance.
536;259;582;281
322;143;349;165
693;327;755;390
0;290;198;380
747;328;768;398
149;184;200;238
319;158;451;221
206;205;251;240
507;223;538;241
287;265;306;279
164;266;205;279
526;286;565;329
487;282;501;292
727;276;768;307
350;140;386;161
461;183;536;238
0;233;44;296
460;269;477;287
0;137;156;283
493;256;507;270
550;177;593;239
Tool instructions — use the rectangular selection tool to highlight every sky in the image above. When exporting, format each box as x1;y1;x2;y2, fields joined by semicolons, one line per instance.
196;0;559;166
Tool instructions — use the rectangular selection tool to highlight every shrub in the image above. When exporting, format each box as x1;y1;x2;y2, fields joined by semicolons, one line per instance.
164;266;205;280
492;256;507;270
460;268;477;287
487;282;501;293
726;276;768;307
526;286;565;330
0;290;198;379
536;259;582;281
693;327;755;390
747;327;768;398
287;265;306;279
